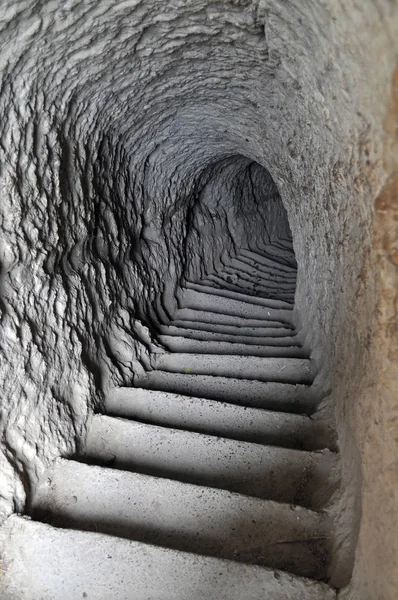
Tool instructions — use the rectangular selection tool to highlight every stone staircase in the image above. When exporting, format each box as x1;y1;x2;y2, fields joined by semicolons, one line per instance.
0;246;339;600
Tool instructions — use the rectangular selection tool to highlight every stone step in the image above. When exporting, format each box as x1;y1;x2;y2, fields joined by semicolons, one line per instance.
246;243;296;259
161;323;298;345
180;287;294;322
153;354;315;385
205;269;296;291
256;243;297;260
164;315;296;335
253;246;297;268
31;459;332;581
85;416;338;509
182;282;294;310
229;251;297;280
229;255;297;281
158;335;307;358
214;265;297;288
240;249;297;274
200;276;295;304
171;307;294;329
136;370;316;413
106;387;336;451
266;237;294;249
0;515;337;600
203;272;296;293
160;325;299;346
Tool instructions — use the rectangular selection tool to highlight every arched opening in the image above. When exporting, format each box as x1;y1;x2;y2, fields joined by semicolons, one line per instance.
183;157;296;305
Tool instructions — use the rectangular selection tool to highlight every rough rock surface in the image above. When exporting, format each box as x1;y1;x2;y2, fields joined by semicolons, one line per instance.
0;1;397;599
339;66;398;600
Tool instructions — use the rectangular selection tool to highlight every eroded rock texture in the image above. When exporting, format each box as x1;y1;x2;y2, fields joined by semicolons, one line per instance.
0;1;397;598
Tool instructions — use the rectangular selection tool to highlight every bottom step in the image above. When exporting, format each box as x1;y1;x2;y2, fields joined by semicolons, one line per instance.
31;459;332;580
0;516;336;600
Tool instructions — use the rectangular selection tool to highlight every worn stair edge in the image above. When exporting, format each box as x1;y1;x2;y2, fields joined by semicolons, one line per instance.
225;259;297;282
135;371;317;413
161;320;298;339
240;248;297;273
202;279;295;302
158;335;308;358
234;255;296;278
219;269;296;289
252;249;297;269
254;244;297;263
227;258;298;283
237;252;296;276
84;415;339;509
0;516;337;600
171;307;295;329
160;329;301;348
203;271;296;292
199;281;295;305
182;283;294;314
153;354;315;385
202;272;296;294
225;254;297;275
31;459;332;581
105;387;335;451
180;289;294;325
159;326;300;347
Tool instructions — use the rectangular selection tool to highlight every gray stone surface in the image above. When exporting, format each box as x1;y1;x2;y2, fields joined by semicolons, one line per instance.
158;335;307;356
153;352;314;383
0;515;337;600
171;308;295;329
30;458;332;579
136;370;316;412
0;1;397;598
159;324;299;344
180;288;294;322
105;387;335;450
19;255;338;595
84;415;338;509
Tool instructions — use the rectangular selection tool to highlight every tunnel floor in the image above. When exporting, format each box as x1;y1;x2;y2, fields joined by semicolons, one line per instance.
7;244;339;599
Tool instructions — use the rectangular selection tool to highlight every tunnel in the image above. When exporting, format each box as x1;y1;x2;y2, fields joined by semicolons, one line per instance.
0;2;397;600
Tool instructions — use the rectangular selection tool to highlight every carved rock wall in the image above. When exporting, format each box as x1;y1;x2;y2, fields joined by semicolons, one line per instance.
0;1;397;597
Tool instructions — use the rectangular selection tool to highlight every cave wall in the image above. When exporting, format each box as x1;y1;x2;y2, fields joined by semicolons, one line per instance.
0;1;397;598
339;65;398;600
